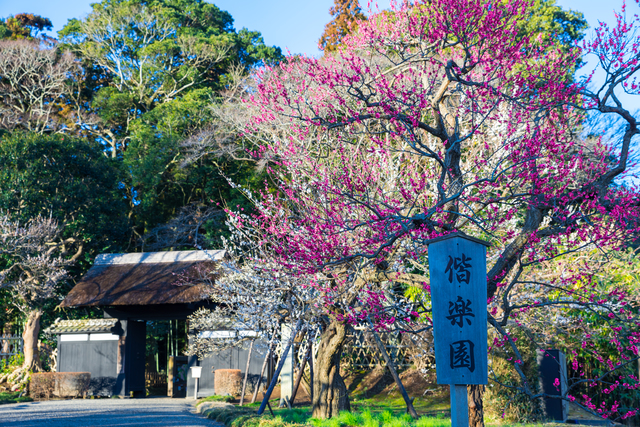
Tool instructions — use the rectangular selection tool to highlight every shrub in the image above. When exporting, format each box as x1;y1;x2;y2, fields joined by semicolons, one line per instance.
484;330;543;423
29;373;56;400
56;372;90;398
29;372;90;399
0;391;32;404
198;394;236;405
0;354;24;375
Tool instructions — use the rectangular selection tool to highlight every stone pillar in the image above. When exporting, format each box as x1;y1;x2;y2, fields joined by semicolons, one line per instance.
279;323;294;407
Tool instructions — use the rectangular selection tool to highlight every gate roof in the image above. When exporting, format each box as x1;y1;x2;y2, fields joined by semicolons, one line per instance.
60;250;224;308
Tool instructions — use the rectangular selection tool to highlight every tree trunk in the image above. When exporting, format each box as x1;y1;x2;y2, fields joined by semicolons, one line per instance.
1;323;12;355
23;309;42;371
468;384;485;427
312;319;350;419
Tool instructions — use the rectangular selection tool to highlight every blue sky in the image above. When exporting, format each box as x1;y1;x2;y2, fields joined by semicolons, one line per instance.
0;1;625;57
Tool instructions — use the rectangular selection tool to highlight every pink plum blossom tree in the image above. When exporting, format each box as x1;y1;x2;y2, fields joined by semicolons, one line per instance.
191;0;640;422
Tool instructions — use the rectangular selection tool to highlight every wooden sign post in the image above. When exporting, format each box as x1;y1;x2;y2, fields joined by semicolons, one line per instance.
428;233;489;427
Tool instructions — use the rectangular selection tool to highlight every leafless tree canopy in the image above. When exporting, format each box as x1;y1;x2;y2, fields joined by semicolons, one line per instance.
0;214;71;312
139;204;224;252
0;40;78;134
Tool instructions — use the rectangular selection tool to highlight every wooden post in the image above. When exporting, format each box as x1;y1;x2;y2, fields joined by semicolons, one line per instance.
280;329;307;408
167;355;174;397
239;339;254;406
290;342;312;404
451;384;469;427
169;320;173;357
428;233;490;426
370;327;419;419
309;341;314;403
251;337;275;404
257;319;303;416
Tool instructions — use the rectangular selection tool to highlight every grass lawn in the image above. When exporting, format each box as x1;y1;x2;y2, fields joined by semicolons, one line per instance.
198;398;566;427
350;392;450;418
199;401;447;427
196;368;567;427
198;395;236;404
0;391;32;405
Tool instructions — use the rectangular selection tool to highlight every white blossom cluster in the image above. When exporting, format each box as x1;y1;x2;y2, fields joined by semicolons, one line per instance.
187;209;324;359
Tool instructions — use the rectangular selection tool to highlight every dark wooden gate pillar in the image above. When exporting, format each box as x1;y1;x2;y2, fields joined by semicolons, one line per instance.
125;320;146;397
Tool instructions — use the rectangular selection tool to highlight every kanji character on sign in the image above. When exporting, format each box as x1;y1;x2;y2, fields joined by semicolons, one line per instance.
446;296;475;327
445;253;472;284
450;340;475;372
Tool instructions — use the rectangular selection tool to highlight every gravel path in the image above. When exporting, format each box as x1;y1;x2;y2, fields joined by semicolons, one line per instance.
0;397;224;427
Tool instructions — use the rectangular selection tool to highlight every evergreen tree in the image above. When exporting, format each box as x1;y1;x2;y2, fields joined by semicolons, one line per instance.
56;0;282;246
0;14;53;41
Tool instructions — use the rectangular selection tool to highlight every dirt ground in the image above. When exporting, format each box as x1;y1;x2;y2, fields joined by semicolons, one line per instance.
231;365;442;409
345;364;447;398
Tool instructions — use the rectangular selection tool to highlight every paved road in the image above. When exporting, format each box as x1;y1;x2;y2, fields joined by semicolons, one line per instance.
0;397;224;427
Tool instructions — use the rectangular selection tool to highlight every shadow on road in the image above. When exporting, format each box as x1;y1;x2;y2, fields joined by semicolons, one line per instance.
0;398;221;427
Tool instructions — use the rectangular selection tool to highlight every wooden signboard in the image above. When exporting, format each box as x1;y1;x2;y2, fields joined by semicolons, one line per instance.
428;233;489;384
428;233;489;426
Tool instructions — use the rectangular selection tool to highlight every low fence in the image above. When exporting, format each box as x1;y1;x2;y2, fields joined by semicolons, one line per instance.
341;329;412;369
0;334;23;361
256;327;416;388
275;328;413;370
